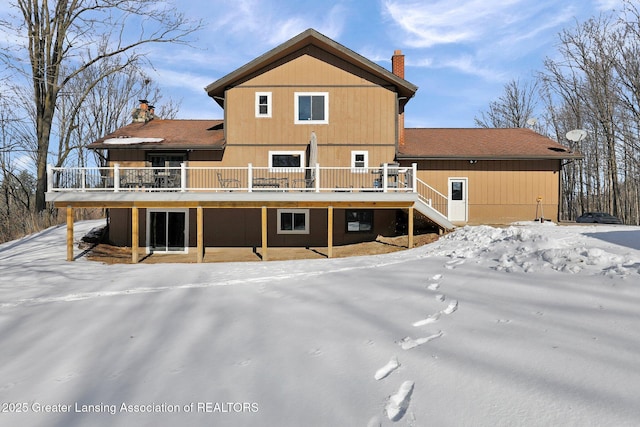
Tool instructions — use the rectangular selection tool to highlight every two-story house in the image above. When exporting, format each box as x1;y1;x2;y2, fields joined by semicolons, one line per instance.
46;29;580;263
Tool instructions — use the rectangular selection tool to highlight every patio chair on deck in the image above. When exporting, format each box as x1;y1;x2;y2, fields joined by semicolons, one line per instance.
293;177;315;190
120;170;140;188
139;169;156;188
217;173;240;190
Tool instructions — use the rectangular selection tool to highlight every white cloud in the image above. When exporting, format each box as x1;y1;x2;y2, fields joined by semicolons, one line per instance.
594;0;627;11
382;0;580;53
408;57;434;68
439;55;507;82
383;0;522;48
147;67;212;94
266;17;312;45
197;1;349;53
380;0;588;87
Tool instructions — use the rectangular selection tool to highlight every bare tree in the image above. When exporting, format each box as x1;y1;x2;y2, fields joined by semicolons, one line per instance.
53;42;180;169
475;78;539;128
476;1;640;224
539;2;640;224
0;0;201;213
0;92;38;241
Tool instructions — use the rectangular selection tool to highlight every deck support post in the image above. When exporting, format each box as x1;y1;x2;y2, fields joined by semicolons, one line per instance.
66;206;74;261
132;207;139;264
408;206;414;249
197;206;204;263
261;206;268;261
327;206;333;258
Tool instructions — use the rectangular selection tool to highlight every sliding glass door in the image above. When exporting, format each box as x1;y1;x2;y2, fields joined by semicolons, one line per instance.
147;209;188;253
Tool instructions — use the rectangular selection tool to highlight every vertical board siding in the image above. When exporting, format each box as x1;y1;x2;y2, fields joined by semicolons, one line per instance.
226;54;397;153
414;159;560;224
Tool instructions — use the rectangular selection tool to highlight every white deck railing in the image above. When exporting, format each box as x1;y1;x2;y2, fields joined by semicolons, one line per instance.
48;163;420;193
416;178;449;218
47;162;449;217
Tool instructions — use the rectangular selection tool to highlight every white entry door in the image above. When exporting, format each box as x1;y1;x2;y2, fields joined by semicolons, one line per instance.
448;178;468;223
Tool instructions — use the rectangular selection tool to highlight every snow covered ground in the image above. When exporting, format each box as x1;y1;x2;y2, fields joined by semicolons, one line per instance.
0;220;639;427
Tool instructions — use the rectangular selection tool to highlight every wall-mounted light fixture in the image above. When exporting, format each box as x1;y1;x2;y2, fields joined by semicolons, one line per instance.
469;160;477;164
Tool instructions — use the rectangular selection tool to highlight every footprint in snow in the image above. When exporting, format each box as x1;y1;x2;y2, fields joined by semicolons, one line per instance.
307;348;322;357
431;273;443;281
427;282;440;291
442;300;458;315
398;331;443;350
414;300;458;326
0;382;16;391
386;380;414;421
55;372;78;383
435;294;446;302
108;371;124;380
374;356;400;380
412;312;441;327
445;258;465;269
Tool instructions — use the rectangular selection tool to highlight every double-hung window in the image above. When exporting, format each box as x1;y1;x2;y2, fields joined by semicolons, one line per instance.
256;92;272;118
295;92;328;124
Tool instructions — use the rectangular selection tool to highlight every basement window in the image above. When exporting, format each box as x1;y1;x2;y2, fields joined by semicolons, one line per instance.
277;209;309;234
346;210;373;232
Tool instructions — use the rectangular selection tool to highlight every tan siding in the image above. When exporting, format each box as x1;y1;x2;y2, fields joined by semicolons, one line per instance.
226;54;397;153
247;51;385;86
411;159;560;224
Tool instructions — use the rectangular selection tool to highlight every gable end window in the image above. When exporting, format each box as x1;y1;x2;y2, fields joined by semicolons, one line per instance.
295;92;328;124
256;92;272;118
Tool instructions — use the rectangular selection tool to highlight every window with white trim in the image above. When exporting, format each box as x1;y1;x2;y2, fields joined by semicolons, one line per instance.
269;151;305;170
277;209;309;234
295;92;328;124
351;150;368;172
255;92;272;118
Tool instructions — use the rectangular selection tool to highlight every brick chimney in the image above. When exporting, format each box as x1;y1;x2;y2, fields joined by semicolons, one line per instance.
132;99;153;123
392;50;406;146
392;50;405;79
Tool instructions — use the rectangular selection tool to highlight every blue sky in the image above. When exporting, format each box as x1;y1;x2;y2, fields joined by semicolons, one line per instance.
146;0;625;128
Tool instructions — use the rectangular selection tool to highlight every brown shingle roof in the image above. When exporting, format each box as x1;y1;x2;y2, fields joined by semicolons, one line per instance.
88;119;225;150
399;128;582;160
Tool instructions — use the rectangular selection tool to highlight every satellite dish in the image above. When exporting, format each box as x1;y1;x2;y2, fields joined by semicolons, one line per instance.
526;118;537;126
566;129;588;142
